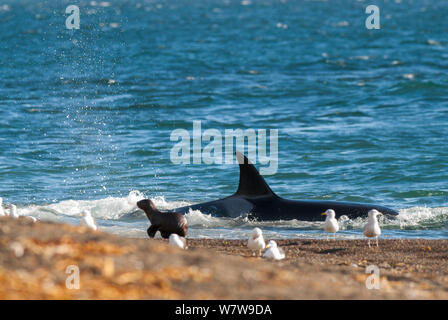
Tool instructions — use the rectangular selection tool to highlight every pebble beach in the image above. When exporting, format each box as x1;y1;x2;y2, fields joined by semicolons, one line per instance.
1;217;447;300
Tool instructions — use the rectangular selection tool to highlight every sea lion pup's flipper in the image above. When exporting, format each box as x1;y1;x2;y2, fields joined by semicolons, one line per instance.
147;225;160;238
160;231;170;239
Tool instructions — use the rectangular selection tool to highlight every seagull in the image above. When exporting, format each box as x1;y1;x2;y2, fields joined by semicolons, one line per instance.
10;204;19;219
363;209;382;247
247;227;266;255
79;210;97;231
263;240;285;260
0;198;5;217
322;209;339;240
23;216;37;223
168;234;187;249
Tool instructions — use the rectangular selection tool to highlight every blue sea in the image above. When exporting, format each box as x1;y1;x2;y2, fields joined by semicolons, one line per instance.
0;0;447;239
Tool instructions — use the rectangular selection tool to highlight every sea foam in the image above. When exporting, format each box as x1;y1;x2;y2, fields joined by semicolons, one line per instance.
11;194;448;239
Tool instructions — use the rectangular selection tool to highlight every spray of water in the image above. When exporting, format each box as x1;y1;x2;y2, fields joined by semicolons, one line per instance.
10;192;448;239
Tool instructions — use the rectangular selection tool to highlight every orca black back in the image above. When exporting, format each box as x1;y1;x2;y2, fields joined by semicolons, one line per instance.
172;152;399;221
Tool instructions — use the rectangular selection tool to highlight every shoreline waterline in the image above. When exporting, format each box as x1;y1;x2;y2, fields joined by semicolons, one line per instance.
2;191;447;240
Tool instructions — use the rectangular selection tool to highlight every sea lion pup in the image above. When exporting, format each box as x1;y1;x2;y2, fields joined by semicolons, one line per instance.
137;199;188;239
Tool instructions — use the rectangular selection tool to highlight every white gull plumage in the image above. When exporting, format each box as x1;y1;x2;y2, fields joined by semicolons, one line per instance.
263;240;285;260
247;227;266;255
322;209;339;240
80;210;97;231
169;234;187;249
10;204;19;219
363;209;382;247
0;197;5;217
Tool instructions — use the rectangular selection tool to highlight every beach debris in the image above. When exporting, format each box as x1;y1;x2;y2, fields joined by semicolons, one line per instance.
168;234;187;249
0;197;5;217
247;227;266;255
363;209;382;247
322;209;339;240
79;210;98;231
263;240;285;260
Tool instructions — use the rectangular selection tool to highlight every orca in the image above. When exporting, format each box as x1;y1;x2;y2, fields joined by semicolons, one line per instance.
171;152;399;221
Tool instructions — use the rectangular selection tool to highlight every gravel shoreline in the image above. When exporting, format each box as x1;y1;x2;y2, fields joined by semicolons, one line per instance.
0;217;447;299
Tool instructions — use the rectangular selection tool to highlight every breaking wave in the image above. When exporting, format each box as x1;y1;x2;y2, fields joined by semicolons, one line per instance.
9;192;448;239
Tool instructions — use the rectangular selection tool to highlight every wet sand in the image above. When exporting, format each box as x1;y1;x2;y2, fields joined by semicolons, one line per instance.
0;217;447;299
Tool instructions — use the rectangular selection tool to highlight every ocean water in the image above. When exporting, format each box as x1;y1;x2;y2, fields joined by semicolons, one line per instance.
0;0;447;240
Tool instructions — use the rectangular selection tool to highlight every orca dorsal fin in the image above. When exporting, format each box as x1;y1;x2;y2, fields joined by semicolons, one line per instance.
234;152;277;198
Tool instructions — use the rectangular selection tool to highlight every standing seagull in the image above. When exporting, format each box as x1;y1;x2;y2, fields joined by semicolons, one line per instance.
169;234;187;249
10;204;19;219
263;240;285;260
322;209;339;240
79;210;97;231
0;198;5;217
363;209;382;247
247;227;266;255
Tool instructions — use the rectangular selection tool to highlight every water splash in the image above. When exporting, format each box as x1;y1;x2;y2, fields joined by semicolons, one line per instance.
19;190;146;221
7;193;448;240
